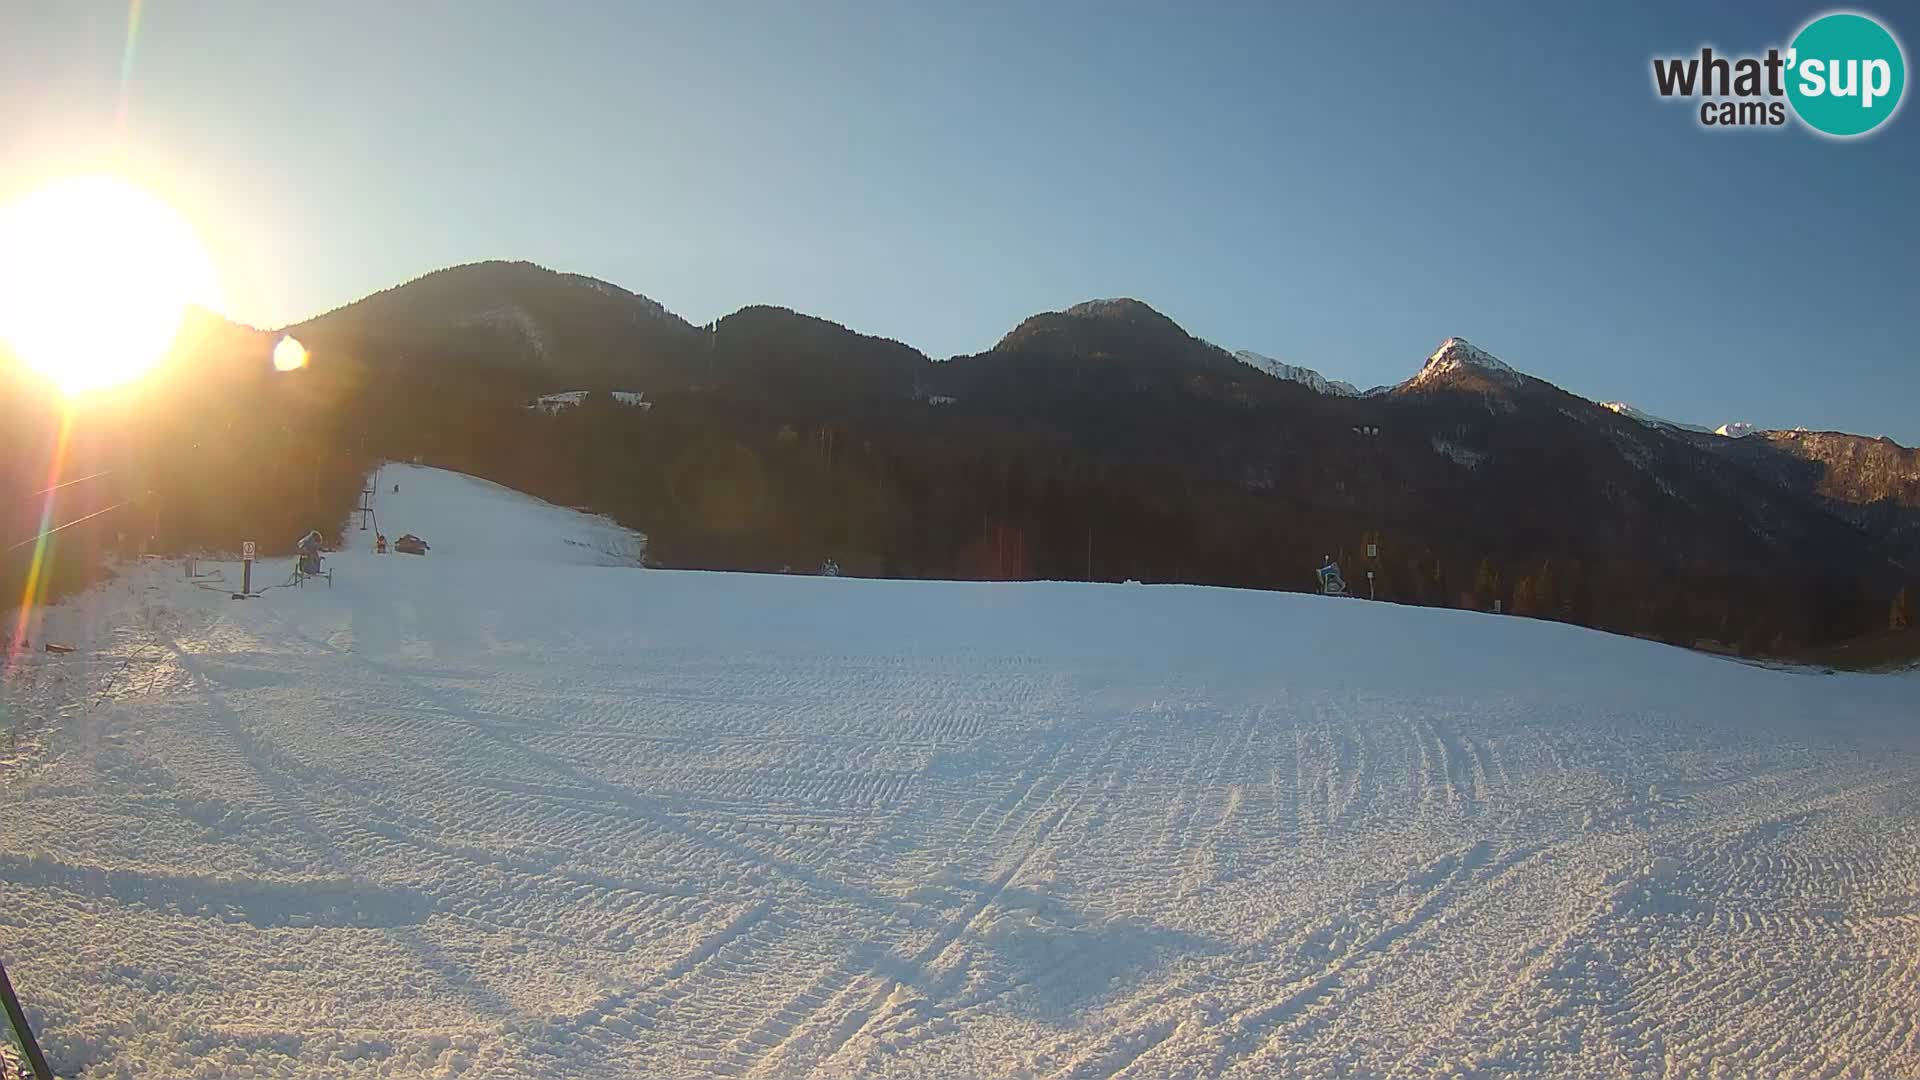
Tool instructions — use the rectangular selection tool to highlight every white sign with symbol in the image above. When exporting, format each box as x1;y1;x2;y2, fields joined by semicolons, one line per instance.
242;541;256;560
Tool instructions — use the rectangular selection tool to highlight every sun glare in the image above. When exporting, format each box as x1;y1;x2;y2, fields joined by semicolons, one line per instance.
273;334;309;371
0;174;220;395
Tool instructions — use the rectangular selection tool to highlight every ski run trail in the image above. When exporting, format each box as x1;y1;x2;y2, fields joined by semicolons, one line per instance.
4;464;1919;1080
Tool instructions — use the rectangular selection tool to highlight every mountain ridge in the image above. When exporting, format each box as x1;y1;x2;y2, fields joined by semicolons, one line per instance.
274;261;1897;450
227;257;1920;657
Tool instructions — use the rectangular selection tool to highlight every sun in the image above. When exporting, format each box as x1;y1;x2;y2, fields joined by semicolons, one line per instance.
0;174;220;395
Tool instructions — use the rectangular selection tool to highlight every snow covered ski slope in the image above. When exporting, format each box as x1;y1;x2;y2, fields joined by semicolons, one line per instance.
2;465;1918;1078
373;465;646;567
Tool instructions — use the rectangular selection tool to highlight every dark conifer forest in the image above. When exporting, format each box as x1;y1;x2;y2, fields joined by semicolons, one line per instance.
7;262;1916;662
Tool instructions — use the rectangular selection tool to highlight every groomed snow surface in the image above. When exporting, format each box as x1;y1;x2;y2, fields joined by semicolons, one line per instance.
4;465;1919;1079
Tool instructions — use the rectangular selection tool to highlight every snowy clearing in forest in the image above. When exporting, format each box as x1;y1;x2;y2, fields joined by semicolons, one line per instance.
3;464;1918;1078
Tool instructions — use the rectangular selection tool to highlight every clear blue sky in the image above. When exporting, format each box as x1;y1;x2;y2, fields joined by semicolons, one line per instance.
3;1;1916;441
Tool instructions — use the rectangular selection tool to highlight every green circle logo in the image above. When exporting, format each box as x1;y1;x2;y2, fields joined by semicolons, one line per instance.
1787;12;1906;136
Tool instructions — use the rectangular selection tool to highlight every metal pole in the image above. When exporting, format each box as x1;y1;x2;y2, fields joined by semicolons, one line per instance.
0;958;53;1080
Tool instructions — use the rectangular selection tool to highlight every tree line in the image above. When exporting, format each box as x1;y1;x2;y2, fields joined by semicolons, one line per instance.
6;333;1912;663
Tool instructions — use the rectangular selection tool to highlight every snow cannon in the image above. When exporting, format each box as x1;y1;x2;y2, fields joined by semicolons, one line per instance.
1317;558;1350;597
296;530;324;576
294;529;333;587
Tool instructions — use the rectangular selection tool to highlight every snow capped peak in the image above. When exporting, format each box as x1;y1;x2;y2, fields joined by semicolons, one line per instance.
1597;408;1776;441
1064;297;1155;318
1232;350;1361;397
1602;401;1711;435
1407;336;1521;388
1599;402;1785;440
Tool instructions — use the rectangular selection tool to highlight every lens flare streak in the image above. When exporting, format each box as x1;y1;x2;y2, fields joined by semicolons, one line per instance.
7;410;75;673
117;0;146;130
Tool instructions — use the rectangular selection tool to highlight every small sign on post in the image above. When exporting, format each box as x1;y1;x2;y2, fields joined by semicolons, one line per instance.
236;540;256;599
1367;543;1378;559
